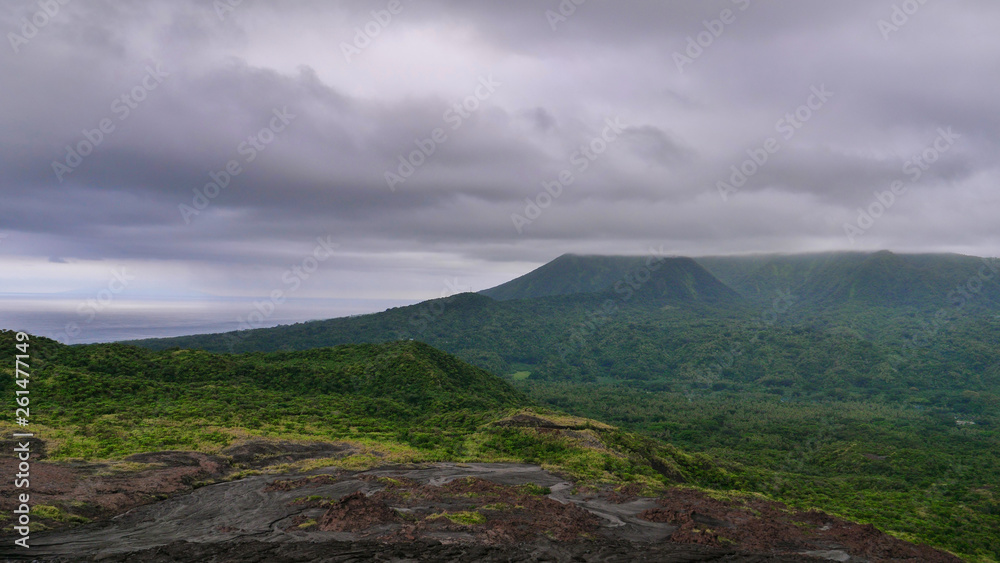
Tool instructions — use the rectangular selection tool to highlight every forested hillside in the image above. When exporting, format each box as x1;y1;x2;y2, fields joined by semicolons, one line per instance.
124;251;1000;560
130;252;1000;415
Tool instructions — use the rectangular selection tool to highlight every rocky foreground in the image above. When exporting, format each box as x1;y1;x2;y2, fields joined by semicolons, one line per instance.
0;440;960;562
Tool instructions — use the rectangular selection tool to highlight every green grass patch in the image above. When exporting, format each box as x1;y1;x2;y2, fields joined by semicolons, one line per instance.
519;483;551;496
429;510;486;525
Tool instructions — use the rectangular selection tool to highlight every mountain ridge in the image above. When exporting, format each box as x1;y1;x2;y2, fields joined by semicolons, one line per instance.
696;250;1000;310
482;254;742;306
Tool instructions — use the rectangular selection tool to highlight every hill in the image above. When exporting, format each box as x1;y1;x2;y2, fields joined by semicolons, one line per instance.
483;251;1000;312
481;254;647;300
0;330;781;550
0;332;529;456
482;254;741;305
128;251;1000;409
697;250;1000;311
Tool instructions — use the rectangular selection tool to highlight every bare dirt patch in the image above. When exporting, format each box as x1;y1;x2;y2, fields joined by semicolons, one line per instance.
0;439;354;534
640;487;961;562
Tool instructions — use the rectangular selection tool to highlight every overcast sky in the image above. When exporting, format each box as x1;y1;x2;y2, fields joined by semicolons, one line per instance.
2;0;998;304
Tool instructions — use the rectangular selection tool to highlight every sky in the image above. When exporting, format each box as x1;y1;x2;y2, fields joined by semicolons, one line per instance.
1;0;999;316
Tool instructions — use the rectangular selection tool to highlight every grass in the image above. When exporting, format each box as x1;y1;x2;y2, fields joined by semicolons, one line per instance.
519;483;551;496
429;510;486;525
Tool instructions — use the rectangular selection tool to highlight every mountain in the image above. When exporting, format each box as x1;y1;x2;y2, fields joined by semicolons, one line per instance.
697;250;1000;311
127;251;1000;403
50;251;1000;560
482;254;741;305
11;243;1000;561
481;250;1000;311
124;256;746;377
481;254;647;300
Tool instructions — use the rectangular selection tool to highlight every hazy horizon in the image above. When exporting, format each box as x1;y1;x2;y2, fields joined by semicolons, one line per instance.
3;0;999;338
9;247;998;344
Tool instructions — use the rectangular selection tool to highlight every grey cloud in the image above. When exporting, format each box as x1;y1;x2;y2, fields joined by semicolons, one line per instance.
1;0;998;301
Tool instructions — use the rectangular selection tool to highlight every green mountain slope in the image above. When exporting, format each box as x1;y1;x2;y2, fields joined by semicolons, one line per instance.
481;254;646;300
0;330;753;522
128;251;1000;411
2;334;527;442
481;254;741;304
697;251;1000;311
607;256;742;305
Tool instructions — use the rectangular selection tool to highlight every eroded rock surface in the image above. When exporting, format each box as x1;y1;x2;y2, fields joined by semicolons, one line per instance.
0;444;960;562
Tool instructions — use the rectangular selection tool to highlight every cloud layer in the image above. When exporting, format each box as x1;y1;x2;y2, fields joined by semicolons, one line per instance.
2;0;998;300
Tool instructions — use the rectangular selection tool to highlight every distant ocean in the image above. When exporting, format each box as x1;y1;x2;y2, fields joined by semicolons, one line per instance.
0;297;416;344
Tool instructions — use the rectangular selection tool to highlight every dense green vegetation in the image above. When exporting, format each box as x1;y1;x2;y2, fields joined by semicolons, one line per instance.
129;291;1000;417
7;329;995;558
4;327;998;558
522;382;999;560
124;250;1000;561
130;253;1000;412
699;251;1000;311
2;333;523;460
0;331;734;490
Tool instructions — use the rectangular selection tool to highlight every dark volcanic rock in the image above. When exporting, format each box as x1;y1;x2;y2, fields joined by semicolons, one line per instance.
318;491;400;532
221;440;354;467
32;538;817;562
639;487;961;562
0;460;961;563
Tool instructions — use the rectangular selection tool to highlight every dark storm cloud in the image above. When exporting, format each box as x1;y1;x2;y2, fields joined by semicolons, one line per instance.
1;0;998;298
